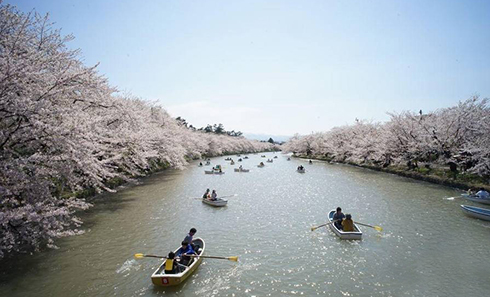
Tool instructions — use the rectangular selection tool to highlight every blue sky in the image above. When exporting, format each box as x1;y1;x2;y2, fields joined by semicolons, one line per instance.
8;0;490;135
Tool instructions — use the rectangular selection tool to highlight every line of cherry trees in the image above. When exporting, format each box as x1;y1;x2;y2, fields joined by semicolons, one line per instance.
0;4;273;258
283;96;490;178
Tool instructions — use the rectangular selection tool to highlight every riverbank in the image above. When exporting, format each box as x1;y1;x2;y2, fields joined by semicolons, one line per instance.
295;154;490;192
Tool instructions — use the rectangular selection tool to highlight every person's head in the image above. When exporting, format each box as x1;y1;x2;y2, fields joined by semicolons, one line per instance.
212;190;216;193
346;214;352;220
480;188;485;191
206;188;210;192
168;252;175;259
189;228;197;235
181;241;189;248
336;207;342;213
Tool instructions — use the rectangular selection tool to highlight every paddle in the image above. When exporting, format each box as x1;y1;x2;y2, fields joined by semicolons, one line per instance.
134;253;238;262
311;220;338;231
444;196;461;200
354;222;383;232
192;194;238;200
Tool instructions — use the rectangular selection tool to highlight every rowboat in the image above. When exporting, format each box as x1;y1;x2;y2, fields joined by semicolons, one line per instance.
461;194;490;205
328;210;362;240
274;156;278;159
234;168;250;172
204;170;214;174
257;164;265;168
297;169;305;173
151;238;205;287
202;198;228;207
461;205;490;221
267;160;273;163
244;156;249;159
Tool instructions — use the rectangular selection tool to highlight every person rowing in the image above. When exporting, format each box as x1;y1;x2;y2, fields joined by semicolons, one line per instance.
202;189;210;199
332;207;345;229
176;241;196;266
476;188;490;199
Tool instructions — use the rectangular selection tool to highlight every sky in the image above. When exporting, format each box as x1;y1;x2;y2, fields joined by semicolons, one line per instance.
7;0;490;136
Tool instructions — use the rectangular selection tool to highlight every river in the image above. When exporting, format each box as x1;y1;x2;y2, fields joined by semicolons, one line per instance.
0;153;489;296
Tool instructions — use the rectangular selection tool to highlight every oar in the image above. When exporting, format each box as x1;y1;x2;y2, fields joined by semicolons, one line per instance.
134;253;238;261
191;194;237;200
445;196;461;200
354;222;383;231
311;220;337;231
219;194;238;199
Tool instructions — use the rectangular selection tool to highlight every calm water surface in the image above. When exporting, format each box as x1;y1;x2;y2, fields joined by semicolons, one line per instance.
1;153;489;296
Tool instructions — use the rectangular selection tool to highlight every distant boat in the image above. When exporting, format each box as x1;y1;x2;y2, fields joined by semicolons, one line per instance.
202;198;228;207
234;168;250;172
297;168;305;173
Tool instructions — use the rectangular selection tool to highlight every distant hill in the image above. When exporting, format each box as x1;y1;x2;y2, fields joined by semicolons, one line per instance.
243;133;291;143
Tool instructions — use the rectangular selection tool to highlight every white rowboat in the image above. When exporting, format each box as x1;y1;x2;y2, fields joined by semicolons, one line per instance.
151;238;205;287
202;198;228;207
328;210;362;240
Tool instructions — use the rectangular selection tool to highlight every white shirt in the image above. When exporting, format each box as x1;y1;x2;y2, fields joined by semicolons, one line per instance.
476;190;490;199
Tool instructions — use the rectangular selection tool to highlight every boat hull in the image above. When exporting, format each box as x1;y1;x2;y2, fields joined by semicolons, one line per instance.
234;168;250;172
151;238;205;287
297;169;305;173
328;210;362;240
461;205;490;221
461;194;490;205
202;198;227;207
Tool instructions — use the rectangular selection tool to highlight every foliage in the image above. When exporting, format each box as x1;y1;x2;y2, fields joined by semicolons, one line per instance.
283;97;490;178
0;4;273;258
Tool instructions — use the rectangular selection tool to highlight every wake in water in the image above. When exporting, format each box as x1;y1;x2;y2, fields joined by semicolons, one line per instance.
116;259;140;276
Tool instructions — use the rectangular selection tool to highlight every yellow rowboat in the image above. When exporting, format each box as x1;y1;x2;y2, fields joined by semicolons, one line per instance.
151;238;205;287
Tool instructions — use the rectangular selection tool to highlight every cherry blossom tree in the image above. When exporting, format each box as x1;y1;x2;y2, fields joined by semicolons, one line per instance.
0;4;274;258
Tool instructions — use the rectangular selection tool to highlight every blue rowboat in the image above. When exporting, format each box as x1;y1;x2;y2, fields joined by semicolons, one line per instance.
461;194;490;205
461;205;490;221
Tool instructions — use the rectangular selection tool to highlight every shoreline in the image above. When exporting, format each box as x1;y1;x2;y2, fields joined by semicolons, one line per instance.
295;155;490;192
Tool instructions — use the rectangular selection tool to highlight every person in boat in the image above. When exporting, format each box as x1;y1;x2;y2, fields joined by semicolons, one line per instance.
309;160;312;164
476;188;490;199
184;228;197;243
202;189;210;199
342;214;355;232
176;241;196;266
297;165;304;170
199;162;203;166
239;165;243;170
211;190;218;201
332;207;345;230
260;162;264;166
164;251;186;274
184;228;197;251
219;168;222;173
